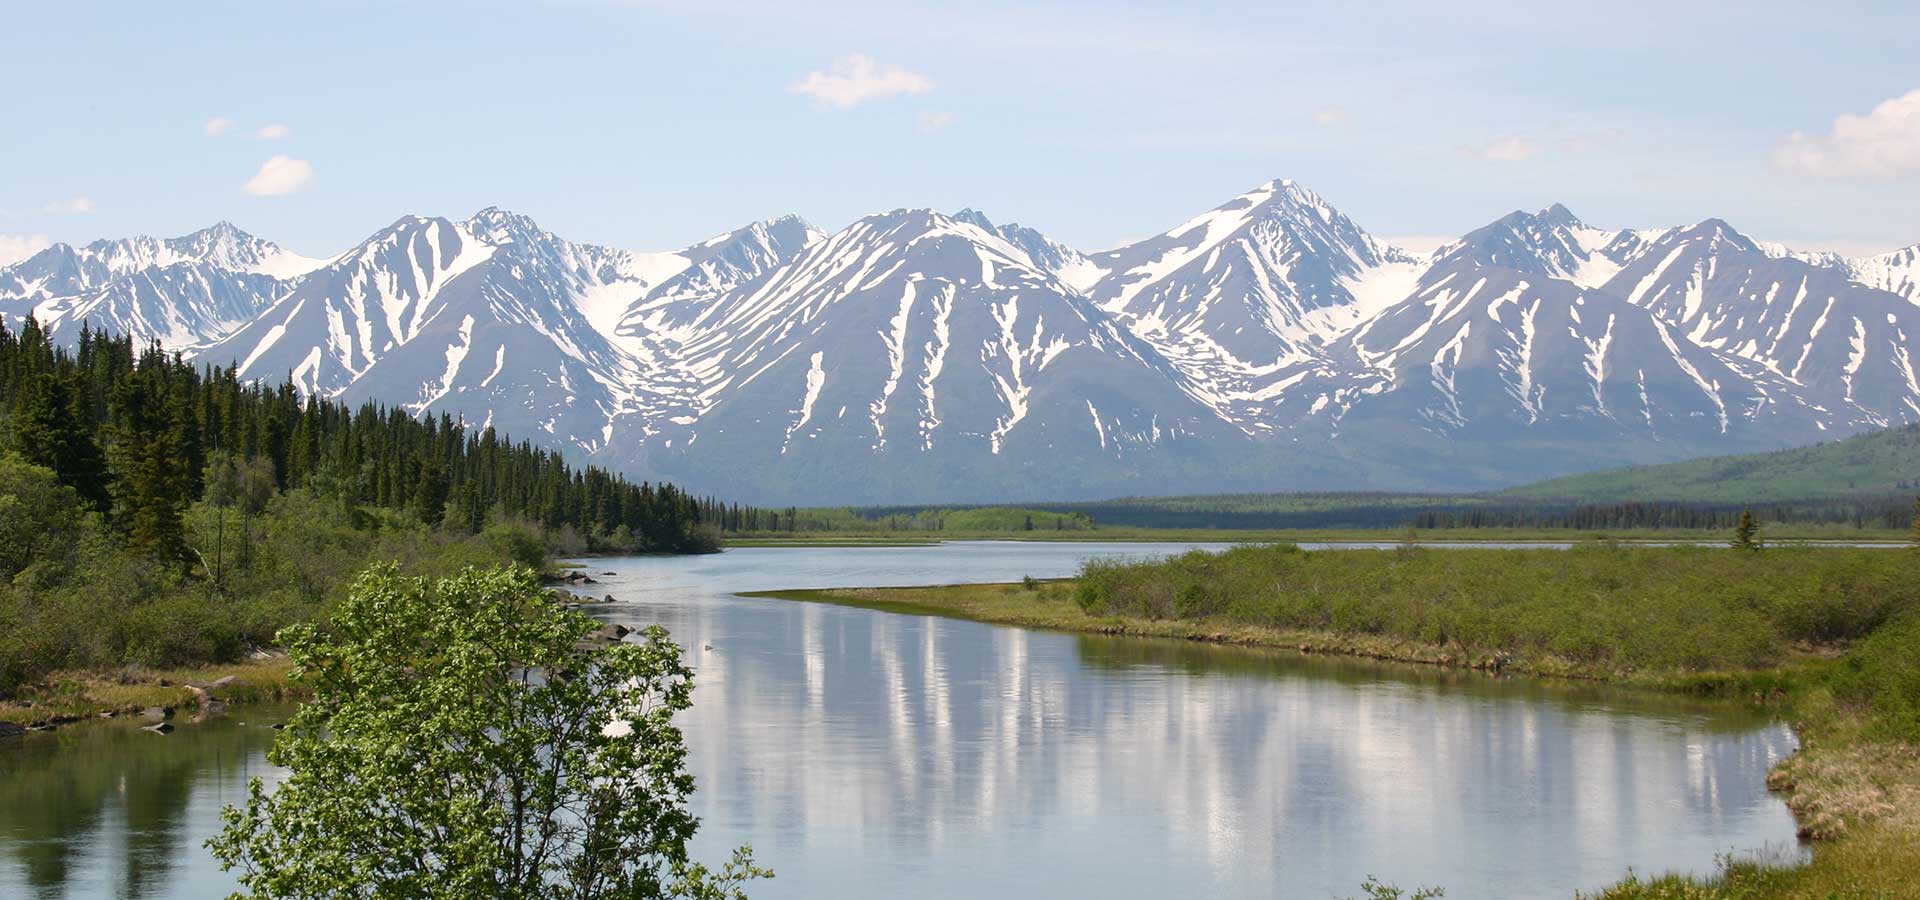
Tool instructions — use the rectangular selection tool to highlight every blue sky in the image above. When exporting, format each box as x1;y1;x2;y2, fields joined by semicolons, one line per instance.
5;0;1920;263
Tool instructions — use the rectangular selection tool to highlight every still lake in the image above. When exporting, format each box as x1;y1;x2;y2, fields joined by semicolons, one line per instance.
0;541;1802;899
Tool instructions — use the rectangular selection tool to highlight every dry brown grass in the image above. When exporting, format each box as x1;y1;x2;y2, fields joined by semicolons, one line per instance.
1766;740;1920;841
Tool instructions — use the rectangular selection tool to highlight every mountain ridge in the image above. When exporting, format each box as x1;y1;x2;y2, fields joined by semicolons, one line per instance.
6;183;1918;503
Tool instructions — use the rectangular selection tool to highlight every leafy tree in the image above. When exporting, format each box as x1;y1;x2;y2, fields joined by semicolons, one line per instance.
1730;508;1760;551
0;454;87;584
210;565;768;899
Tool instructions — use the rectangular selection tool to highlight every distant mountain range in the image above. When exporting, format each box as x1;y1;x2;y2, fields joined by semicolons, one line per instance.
6;180;1920;503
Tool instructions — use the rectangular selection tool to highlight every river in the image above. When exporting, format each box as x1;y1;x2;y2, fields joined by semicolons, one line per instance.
0;541;1803;899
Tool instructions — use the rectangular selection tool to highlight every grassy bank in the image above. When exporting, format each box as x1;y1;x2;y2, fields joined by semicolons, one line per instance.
0;655;304;727
728;525;1907;547
749;543;1920;899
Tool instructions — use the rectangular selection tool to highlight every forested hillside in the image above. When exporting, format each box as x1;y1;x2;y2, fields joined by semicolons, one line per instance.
1507;423;1920;503
0;318;719;558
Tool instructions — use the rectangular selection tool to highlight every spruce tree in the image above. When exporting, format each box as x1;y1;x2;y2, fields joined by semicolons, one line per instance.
1731;508;1760;551
7;371;109;510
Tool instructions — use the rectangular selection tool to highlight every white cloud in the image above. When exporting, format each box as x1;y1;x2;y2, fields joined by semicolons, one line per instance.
788;54;933;110
204;116;233;137
43;196;95;214
244;155;316;196
1482;136;1541;162
1312;106;1348;127
916;110;955;133
254;124;292;140
0;234;52;266
1775;87;1920;179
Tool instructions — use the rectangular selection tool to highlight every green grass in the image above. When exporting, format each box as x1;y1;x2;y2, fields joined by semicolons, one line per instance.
1068;543;1917;674
1508;423;1920;503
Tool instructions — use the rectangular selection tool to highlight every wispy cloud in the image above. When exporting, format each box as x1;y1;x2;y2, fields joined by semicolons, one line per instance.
1481;135;1541;162
244;155;315;196
204;116;233;137
1775;87;1920;179
916;110;955;133
43;196;95;214
0;234;52;266
254;123;292;140
788;54;932;110
1312;106;1349;127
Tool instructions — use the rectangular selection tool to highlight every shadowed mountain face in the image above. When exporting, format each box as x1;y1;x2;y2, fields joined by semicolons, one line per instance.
7;182;1918;502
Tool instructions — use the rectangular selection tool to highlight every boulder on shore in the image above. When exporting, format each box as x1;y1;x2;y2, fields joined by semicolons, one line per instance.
140;706;174;721
589;622;632;642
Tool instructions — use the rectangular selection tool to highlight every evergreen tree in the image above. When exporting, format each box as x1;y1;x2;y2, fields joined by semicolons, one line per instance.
7;370;109;510
1731;508;1761;551
411;462;450;526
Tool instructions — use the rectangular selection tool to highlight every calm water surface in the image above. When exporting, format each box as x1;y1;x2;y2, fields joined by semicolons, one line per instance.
0;542;1803;899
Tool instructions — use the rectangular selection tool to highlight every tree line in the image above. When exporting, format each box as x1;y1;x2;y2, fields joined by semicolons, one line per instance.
1035;493;1919;532
0;318;722;560
687;502;1095;533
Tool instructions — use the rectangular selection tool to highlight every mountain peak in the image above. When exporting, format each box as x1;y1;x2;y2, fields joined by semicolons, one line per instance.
1536;203;1583;228
951;207;995;232
1670;218;1759;253
464;206;547;244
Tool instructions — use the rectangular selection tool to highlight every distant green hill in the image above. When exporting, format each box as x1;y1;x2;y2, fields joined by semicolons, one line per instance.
1506;423;1920;502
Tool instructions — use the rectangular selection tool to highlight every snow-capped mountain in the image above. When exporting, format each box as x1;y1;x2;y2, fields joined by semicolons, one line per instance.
615;214;824;346
621;208;1250;502
1426;203;1653;288
1773;243;1920;307
0;222;324;347
1599;221;1920;430
1070;180;1427;429
12;181;1920;502
950;208;1097;286
1840;244;1920;304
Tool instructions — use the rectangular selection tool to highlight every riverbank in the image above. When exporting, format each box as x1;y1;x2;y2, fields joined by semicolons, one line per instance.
742;581;1784;688
746;545;1920;899
726;525;1909;547
0;656;304;730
